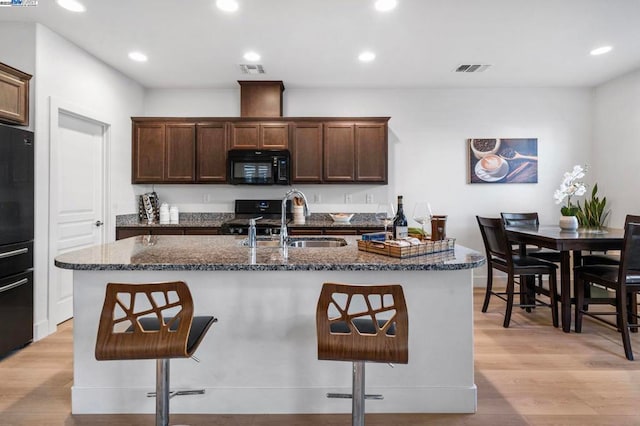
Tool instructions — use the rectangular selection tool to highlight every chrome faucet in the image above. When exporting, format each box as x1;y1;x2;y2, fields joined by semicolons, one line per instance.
248;216;262;248
280;189;309;247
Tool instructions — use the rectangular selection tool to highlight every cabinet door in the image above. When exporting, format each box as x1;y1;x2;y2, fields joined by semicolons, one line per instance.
355;123;387;183
197;123;227;182
230;123;260;149
261;123;289;149
0;63;31;126
291;123;323;182
116;228;150;240
132;122;165;183
323;123;355;182
165;123;195;182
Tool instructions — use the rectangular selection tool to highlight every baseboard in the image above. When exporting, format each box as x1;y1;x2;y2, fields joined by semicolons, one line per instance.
33;319;51;342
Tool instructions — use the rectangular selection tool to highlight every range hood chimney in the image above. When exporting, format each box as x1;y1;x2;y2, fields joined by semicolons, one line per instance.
238;80;285;117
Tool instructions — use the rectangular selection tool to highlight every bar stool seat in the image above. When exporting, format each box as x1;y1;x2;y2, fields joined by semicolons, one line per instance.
316;283;408;426
95;281;216;426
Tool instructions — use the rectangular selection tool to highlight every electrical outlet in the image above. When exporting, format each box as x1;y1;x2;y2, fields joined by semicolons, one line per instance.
314;193;321;203
345;194;353;204
203;194;212;203
366;193;374;204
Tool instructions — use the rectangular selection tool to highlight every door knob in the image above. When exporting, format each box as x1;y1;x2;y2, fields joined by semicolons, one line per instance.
95;220;104;227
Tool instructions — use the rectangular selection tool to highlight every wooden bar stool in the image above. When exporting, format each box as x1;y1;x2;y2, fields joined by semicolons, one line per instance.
316;283;408;426
95;281;217;426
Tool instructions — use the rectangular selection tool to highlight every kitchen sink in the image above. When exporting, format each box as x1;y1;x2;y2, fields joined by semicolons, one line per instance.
287;238;347;248
242;237;347;248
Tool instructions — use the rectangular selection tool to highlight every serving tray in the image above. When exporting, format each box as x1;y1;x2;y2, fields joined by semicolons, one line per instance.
357;238;455;258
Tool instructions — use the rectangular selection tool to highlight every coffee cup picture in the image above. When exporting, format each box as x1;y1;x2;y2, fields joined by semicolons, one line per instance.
468;138;538;184
479;154;504;175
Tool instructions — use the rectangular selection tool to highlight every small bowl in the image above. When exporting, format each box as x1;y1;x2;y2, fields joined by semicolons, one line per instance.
329;213;354;223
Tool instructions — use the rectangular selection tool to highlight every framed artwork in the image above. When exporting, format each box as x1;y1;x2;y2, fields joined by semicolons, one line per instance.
468;138;538;184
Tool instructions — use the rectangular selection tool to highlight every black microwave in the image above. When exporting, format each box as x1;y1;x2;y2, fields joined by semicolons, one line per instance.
228;149;291;185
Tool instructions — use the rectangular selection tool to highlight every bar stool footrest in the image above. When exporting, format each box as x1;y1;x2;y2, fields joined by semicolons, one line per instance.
147;389;205;399
326;392;383;400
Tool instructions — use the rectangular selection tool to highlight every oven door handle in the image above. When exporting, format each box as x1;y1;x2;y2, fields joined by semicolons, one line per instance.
0;278;29;294
0;247;29;259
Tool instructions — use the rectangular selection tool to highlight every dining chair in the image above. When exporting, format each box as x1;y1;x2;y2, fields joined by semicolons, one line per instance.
500;212;561;263
574;218;640;360
95;281;217;426
581;214;640;266
477;216;559;328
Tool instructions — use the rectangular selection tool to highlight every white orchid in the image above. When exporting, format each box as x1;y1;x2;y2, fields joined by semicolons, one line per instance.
554;165;588;215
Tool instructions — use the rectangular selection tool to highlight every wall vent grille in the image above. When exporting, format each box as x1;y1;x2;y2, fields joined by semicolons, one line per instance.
454;64;491;73
239;64;266;74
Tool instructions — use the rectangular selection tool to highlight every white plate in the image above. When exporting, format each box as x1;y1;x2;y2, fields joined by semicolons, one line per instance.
329;213;354;223
475;159;509;182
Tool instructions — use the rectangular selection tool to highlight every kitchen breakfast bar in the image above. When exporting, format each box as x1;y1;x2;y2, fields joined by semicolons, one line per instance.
55;235;485;415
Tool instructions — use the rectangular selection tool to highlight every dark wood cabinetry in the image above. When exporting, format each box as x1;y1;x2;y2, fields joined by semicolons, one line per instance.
165;123;196;182
132;122;165;183
323;123;356;182
196;123;227;182
229;122;289;149
0;62;31;126
132;117;388;185
291;123;323;182
132;121;195;183
355;122;387;182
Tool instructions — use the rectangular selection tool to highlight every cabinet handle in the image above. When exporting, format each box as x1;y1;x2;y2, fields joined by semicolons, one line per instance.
0;278;29;294
0;247;28;259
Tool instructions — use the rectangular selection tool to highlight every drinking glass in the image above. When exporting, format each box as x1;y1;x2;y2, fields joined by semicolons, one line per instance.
375;203;395;239
413;202;430;238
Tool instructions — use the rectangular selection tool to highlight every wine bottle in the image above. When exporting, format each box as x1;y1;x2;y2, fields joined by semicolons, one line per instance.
393;195;408;239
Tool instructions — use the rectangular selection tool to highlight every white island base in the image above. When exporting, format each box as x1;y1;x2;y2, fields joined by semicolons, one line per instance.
71;269;476;415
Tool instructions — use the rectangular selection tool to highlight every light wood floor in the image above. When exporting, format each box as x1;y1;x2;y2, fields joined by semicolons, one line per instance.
2;289;640;425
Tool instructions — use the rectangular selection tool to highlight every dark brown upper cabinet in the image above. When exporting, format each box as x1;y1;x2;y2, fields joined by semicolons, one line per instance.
229;121;289;150
291;122;323;183
323;122;356;182
322;120;388;183
0;62;32;126
196;122;227;182
355;122;387;182
132;120;195;183
238;80;284;117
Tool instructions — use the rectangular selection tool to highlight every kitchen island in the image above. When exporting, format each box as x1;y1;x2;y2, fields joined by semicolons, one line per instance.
55;235;485;415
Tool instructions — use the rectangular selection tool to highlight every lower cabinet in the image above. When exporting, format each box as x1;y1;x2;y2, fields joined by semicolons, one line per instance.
116;227;219;240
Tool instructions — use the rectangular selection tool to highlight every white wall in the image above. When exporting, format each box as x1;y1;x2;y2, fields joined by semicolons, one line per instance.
592;69;640;226
0;22;36;131
143;87;593;259
33;24;144;338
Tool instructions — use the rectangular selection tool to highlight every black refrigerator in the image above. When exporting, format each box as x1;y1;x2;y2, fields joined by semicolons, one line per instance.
0;123;34;357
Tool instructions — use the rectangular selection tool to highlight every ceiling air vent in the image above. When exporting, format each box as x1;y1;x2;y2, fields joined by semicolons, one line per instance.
239;64;266;74
454;64;491;73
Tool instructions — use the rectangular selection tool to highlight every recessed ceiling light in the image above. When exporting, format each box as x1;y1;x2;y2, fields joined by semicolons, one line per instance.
243;51;261;62
216;0;239;12
56;0;86;13
590;46;613;56
128;51;148;62
358;51;376;62
374;0;397;12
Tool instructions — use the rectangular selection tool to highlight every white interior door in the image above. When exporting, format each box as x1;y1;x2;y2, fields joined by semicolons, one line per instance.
51;109;106;324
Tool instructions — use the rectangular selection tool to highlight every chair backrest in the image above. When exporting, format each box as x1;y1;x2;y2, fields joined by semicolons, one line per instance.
476;216;513;263
95;281;194;360
619;217;640;285
501;212;540;228
624;214;640;227
316;283;408;364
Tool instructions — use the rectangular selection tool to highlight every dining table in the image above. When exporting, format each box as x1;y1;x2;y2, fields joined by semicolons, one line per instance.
505;225;624;332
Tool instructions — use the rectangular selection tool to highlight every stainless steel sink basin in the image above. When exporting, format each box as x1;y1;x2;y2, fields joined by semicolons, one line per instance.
242;237;347;248
288;238;347;248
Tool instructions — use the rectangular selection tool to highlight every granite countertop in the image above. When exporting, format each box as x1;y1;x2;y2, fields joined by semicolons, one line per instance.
55;235;485;271
116;213;383;228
